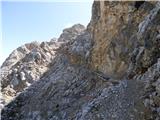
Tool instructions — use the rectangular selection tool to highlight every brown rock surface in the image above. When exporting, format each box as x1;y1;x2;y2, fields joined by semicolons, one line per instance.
88;1;158;79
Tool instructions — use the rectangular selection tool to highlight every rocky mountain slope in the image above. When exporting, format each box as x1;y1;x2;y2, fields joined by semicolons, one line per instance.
1;1;160;120
0;24;85;106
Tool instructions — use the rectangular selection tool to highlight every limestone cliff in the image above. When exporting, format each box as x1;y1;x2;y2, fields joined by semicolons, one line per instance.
88;1;159;79
1;1;160;120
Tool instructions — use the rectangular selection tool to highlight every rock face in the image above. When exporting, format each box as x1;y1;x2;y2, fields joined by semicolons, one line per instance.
1;1;160;120
88;1;159;79
1;41;57;105
58;24;85;42
0;24;85;106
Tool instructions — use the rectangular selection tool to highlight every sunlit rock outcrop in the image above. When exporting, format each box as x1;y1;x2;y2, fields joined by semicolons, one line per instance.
1;1;160;120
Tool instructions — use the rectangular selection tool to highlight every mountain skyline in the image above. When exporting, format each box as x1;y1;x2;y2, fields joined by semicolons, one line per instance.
1;1;92;65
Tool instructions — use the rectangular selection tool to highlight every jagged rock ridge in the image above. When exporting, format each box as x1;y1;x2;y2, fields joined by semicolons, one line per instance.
0;24;85;106
1;1;160;120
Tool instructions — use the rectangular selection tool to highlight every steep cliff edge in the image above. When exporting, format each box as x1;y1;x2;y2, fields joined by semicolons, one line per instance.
88;1;159;79
1;1;160;120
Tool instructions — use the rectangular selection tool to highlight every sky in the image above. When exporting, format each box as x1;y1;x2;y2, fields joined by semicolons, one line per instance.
0;0;93;66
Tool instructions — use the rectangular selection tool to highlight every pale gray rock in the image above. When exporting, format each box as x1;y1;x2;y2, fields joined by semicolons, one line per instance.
1;24;85;105
1;1;160;120
58;24;85;42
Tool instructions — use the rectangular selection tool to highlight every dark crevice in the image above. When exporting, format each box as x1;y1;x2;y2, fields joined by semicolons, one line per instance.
135;1;145;9
56;104;59;108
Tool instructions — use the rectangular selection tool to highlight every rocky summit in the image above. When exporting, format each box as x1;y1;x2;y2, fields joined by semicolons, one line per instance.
1;1;160;120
